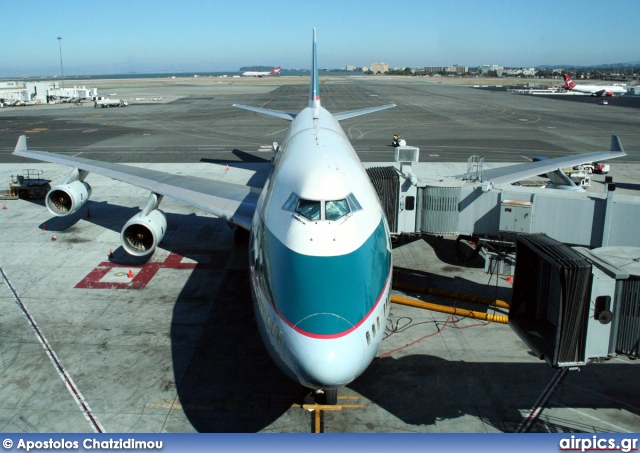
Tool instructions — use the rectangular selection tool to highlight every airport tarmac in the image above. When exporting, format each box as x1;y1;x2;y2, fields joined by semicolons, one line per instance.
1;78;639;433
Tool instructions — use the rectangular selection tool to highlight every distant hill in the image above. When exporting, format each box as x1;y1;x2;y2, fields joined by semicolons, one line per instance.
536;62;640;69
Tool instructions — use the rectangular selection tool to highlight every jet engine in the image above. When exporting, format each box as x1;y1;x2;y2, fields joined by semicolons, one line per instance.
121;208;167;256
45;180;92;216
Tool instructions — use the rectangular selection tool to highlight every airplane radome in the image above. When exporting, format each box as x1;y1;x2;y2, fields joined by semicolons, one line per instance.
13;29;395;405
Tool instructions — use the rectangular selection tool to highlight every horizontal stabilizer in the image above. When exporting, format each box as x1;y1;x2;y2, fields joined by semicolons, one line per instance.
462;135;626;186
233;104;296;121
334;104;396;121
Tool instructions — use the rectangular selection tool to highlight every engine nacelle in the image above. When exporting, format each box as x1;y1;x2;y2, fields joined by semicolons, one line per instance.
45;180;92;216
121;209;167;257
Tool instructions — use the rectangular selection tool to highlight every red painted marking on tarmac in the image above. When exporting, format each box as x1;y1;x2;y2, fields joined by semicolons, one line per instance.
75;250;232;290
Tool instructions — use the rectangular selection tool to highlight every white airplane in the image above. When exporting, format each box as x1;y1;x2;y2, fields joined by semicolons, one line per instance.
242;66;281;77
11;30;626;405
13;29;395;405
562;74;627;97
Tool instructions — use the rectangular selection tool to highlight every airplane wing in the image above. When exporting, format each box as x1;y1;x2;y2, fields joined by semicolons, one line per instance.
233;104;296;121
460;135;626;185
12;136;261;230
334;104;396;121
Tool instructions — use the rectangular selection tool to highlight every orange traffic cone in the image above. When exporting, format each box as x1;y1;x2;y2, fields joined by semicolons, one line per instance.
225;164;230;171
506;277;513;284
51;233;57;241
108;249;114;259
42;224;47;231
2;204;6;210
127;269;134;278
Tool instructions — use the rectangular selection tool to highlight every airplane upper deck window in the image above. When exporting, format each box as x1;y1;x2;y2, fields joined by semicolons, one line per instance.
295;198;321;221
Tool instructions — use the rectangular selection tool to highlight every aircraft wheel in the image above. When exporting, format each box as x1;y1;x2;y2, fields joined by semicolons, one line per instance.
323;388;337;405
303;391;316;405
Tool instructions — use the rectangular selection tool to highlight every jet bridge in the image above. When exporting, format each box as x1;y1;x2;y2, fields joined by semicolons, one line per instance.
509;234;640;366
366;147;640;249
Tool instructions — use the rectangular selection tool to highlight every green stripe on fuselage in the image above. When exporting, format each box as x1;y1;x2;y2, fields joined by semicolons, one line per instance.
264;218;390;335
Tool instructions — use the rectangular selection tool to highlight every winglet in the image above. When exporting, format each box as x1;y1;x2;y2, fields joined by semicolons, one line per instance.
611;135;624;152
15;135;27;154
309;28;320;110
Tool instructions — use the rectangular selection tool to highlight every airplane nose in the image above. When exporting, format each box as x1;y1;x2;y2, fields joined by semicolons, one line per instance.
291;314;366;387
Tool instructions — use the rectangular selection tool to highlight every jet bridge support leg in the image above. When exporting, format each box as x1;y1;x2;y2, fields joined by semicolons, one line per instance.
516;368;569;433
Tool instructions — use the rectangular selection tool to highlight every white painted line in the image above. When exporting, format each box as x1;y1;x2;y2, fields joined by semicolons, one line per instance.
0;266;105;433
559;404;631;433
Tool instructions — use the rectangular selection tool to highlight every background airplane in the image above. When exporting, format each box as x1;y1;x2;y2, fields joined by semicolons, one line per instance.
242;66;281;77
562;74;627;97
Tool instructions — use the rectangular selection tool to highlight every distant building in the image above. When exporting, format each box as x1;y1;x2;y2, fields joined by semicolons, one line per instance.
0;81;97;104
479;64;504;76
421;65;468;75
370;62;389;74
346;65;355;71
504;67;536;76
449;65;468;74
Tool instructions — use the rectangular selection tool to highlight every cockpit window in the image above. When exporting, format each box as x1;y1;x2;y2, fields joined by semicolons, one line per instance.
295;198;321;221
325;199;350;221
347;193;362;212
283;192;362;222
282;193;298;212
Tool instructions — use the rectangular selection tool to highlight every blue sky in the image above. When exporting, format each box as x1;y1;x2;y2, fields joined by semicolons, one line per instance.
2;0;639;77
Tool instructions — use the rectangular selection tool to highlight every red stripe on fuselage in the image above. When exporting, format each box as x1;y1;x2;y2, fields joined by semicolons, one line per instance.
251;265;391;340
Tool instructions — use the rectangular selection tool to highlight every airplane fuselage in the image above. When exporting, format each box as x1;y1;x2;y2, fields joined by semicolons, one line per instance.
248;106;392;390
566;84;626;97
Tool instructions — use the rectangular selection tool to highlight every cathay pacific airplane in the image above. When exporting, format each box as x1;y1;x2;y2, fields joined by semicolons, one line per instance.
242;66;281;77
13;29;395;405
11;30;627;405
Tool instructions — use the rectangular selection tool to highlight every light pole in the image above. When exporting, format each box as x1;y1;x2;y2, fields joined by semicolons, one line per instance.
57;36;64;90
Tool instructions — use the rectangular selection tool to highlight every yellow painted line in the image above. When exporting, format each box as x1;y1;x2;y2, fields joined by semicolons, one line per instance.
293;396;367;433
301;404;366;411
